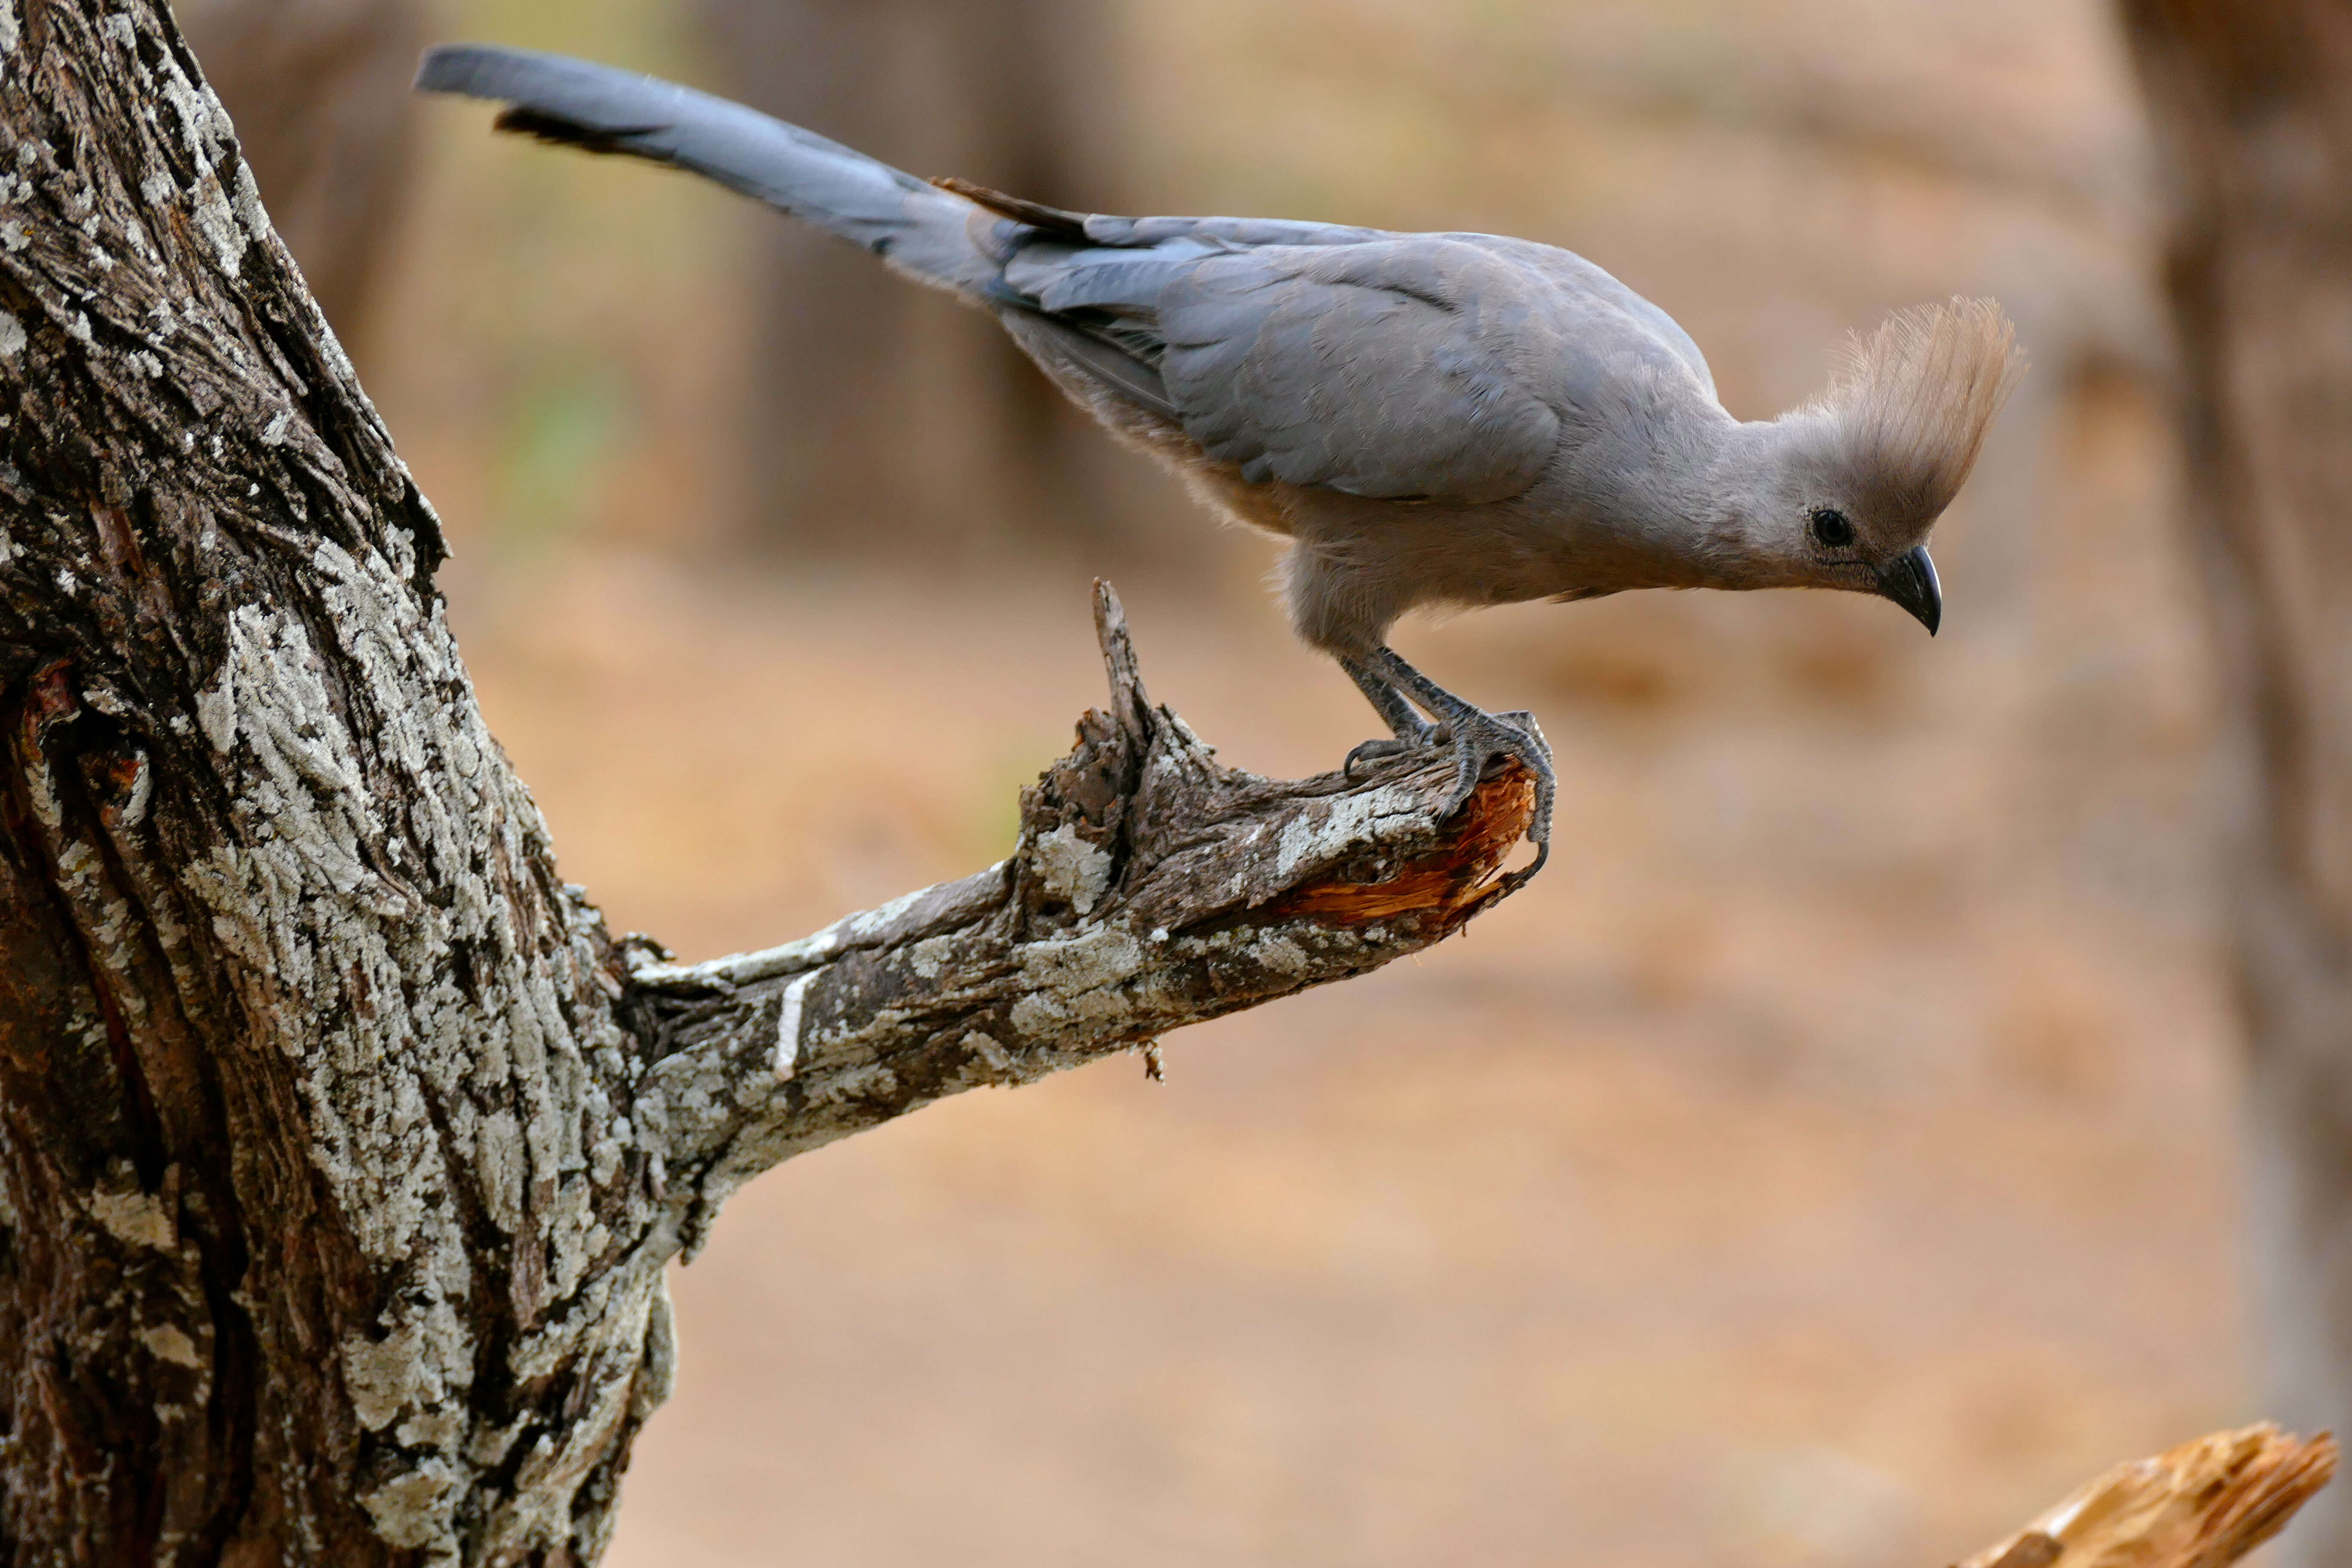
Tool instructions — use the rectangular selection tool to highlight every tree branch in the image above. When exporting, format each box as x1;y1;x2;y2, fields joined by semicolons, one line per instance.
9;3;2315;1560
0;5;1543;1548
625;581;1538;1255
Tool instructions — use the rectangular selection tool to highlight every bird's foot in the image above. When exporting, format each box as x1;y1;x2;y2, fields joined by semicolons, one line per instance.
1343;721;1440;778
1343;646;1554;887
1344;710;1549;792
1436;704;1554;844
1341;653;1442;779
1467;708;1553;889
1490;710;1551;763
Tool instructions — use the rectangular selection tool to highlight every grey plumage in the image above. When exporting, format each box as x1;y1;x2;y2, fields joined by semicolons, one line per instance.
416;44;2027;873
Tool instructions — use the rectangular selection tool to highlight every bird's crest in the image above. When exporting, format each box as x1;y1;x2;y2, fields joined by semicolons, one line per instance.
1812;297;2026;523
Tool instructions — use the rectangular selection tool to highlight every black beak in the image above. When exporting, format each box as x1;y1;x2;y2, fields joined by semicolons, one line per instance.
1877;545;1942;635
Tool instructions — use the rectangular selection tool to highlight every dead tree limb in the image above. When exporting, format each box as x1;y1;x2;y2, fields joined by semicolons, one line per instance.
1959;1424;2336;1568
628;582;1534;1262
7;2;2311;1562
0;1;1532;1556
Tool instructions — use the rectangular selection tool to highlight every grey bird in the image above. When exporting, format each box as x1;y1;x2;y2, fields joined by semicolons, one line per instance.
416;44;2025;877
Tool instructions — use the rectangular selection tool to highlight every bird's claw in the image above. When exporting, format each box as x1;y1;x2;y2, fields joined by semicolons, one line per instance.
1438;707;1552;821
1436;707;1555;891
1482;710;1553;773
1347;646;1553;887
1344;708;1553;875
1343;727;1438;778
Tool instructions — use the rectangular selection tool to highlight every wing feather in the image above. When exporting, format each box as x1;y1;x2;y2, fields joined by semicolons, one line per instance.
1154;241;1561;502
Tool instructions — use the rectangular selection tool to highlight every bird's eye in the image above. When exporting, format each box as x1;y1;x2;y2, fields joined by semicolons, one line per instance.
1810;508;1855;548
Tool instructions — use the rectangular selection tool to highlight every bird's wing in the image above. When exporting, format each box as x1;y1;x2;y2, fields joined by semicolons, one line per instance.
418;50;1704;497
1006;233;1567;504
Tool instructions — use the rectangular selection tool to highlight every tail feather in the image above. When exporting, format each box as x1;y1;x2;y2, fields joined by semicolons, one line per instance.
415;44;1000;296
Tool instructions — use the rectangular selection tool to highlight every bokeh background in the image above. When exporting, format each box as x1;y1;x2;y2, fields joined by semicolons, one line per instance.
199;0;2255;1562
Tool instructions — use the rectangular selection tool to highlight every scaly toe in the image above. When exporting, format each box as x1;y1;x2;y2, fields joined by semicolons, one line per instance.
1494;709;1552;760
1344;735;1427;777
1437;710;1556;824
1442;746;1487;818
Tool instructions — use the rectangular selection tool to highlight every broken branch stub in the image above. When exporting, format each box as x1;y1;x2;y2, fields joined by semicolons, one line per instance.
624;581;1538;1244
1958;1424;2338;1568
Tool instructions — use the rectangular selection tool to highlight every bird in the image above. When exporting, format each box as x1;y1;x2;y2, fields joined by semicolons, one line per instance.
415;44;2025;879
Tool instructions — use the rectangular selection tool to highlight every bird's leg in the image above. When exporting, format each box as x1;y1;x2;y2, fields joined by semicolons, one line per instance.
1341;654;1439;775
1365;645;1553;871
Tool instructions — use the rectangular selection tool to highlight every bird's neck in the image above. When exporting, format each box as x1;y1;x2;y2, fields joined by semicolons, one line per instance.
1577;411;1795;590
1669;413;1833;589
1537;396;1821;597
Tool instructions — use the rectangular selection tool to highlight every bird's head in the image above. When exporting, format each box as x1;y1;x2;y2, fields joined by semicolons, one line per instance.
1733;298;2025;634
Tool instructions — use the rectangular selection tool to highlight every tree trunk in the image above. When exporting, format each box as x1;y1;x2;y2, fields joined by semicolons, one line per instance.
691;0;1145;562
0;4;1538;1556
2119;8;2352;1566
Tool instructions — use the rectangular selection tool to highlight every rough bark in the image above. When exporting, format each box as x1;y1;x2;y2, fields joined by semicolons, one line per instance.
0;3;1538;1557
627;583;1537;1262
692;0;1140;560
2118;9;2352;1566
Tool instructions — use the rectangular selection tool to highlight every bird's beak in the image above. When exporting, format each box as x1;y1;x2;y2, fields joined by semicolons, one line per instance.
1877;546;1942;636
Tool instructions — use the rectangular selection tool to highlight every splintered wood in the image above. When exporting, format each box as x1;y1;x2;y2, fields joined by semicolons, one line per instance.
1957;1425;2337;1568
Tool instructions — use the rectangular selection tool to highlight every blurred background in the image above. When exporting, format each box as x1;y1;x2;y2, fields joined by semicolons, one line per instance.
186;0;2276;1563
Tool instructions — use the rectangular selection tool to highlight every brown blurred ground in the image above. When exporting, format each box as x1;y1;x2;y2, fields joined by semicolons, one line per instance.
363;0;2247;1563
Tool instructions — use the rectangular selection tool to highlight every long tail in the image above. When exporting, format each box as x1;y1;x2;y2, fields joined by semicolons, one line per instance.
414;44;1003;298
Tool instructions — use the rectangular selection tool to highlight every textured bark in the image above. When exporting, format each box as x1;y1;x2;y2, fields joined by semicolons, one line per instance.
692;0;1140;560
0;3;1537;1557
2119;8;2352;1566
628;584;1537;1262
0;3;662;1557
